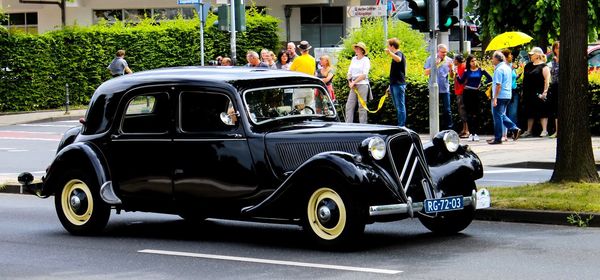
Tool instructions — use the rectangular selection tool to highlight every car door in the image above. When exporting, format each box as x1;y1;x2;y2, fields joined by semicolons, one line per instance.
173;87;258;206
109;87;174;207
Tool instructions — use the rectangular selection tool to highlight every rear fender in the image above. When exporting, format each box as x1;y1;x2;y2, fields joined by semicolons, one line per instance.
242;152;398;218
41;142;110;197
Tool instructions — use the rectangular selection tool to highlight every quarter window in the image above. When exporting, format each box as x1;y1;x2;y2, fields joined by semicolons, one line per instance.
180;91;237;132
121;92;169;134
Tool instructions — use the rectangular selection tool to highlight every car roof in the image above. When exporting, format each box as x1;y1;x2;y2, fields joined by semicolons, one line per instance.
95;66;323;98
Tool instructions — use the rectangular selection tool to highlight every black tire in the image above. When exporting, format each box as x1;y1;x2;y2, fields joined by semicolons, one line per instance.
301;186;365;247
54;170;110;235
418;182;476;235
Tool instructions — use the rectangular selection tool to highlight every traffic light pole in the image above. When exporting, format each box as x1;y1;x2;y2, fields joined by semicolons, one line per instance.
428;0;439;137
230;0;237;65
383;0;388;48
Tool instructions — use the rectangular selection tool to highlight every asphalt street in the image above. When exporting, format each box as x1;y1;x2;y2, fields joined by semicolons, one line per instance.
0;120;554;187
1;194;599;279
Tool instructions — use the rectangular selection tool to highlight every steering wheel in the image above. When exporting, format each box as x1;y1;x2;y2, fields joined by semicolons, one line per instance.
290;106;315;115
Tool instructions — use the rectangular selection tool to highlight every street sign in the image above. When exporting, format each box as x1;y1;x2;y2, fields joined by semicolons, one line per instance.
346;5;387;17
177;0;202;5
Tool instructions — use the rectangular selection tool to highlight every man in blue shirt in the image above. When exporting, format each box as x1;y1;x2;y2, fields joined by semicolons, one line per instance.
424;44;454;130
489;51;522;144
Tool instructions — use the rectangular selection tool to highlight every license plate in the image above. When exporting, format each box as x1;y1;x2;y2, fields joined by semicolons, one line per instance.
423;196;463;214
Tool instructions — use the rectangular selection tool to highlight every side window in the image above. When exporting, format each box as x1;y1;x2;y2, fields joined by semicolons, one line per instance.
121;92;169;134
180;91;237;132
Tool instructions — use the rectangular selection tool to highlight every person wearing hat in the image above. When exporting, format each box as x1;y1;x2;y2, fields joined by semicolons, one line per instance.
345;42;371;124
521;46;551;137
290;41;317;110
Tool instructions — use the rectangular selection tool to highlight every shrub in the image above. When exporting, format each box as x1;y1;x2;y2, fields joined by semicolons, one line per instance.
0;11;280;112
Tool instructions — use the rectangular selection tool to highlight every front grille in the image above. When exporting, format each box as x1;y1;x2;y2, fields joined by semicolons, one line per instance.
276;141;360;171
387;133;434;201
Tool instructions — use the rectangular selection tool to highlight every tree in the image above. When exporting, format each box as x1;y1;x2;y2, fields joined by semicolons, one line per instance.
468;0;600;50
551;0;600;182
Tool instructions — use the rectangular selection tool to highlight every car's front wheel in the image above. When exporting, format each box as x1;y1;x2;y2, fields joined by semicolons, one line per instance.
54;170;110;235
302;187;364;247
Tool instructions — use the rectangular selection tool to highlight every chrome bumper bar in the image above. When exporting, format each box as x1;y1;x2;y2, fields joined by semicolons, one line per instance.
369;190;477;218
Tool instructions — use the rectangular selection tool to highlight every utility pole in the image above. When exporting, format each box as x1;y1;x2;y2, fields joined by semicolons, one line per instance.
196;3;205;66
458;0;465;54
383;0;388;48
230;0;237;65
428;0;439;137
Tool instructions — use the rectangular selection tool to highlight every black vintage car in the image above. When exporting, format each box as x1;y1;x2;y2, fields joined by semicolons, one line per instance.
19;67;485;246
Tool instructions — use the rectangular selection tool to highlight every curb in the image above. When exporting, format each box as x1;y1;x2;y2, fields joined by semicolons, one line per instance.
475;208;600;227
0;183;25;195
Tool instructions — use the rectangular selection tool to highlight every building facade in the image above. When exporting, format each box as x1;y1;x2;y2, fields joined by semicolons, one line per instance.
1;0;378;47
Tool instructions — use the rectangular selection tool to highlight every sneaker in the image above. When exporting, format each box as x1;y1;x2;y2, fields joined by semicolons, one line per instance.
501;136;508;142
512;128;522;141
473;134;480;141
549;132;557;138
521;131;532;138
487;139;502;145
540;130;549;137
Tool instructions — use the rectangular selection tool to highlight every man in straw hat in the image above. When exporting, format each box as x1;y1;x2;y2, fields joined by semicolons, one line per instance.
290;41;317;111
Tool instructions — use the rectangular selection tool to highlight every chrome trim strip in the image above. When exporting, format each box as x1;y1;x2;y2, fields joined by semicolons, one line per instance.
399;145;414;181
111;139;172;142
369;197;474;217
173;138;247;142
404;157;419;192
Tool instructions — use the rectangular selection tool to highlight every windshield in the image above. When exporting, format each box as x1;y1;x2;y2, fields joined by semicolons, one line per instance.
244;85;336;125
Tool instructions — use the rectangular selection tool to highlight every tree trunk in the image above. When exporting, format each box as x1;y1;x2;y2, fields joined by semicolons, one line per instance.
551;0;600;182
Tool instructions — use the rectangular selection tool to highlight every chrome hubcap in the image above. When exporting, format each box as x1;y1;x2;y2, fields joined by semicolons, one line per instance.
70;194;81;210
318;205;332;223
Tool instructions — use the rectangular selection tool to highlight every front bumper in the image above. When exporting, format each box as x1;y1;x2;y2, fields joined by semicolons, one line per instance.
369;190;478;218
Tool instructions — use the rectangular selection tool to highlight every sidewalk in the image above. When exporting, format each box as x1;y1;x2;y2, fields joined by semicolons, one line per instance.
0;109;87;126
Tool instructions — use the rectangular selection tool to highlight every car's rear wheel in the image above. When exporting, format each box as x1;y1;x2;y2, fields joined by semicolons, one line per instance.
302;187;364;247
54;170;110;235
418;182;476;235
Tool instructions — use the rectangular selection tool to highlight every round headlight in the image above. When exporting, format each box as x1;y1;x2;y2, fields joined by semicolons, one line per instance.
443;130;460;153
368;137;386;160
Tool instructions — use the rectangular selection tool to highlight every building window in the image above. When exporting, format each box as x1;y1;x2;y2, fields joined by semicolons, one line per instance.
93;8;195;24
300;6;344;47
1;12;38;34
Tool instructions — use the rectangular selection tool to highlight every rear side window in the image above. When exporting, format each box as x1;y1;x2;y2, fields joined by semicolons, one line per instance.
121;92;169;134
180;91;236;132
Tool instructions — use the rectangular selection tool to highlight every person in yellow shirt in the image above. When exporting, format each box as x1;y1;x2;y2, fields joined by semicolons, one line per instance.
290;41;316;76
290;41;317;111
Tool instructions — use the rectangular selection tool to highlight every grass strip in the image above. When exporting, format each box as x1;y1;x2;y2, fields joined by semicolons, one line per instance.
487;182;600;213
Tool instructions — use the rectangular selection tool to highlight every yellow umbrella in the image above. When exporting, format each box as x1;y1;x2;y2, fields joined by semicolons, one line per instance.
485;31;533;52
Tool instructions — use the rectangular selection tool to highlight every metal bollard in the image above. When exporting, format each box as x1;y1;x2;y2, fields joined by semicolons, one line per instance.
65;83;70;115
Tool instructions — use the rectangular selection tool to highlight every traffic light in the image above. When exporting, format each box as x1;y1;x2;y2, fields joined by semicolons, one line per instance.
438;0;458;32
395;0;429;33
215;4;229;31
234;0;246;32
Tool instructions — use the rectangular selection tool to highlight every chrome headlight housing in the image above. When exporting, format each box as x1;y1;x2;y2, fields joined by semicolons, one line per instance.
366;136;386;160
435;130;460;153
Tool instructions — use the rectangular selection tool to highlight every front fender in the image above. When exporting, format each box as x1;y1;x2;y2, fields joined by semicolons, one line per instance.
242;151;399;218
424;143;483;195
41;142;110;197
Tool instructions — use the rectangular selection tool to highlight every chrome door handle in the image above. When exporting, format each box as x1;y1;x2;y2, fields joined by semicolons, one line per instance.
174;169;184;175
227;133;243;138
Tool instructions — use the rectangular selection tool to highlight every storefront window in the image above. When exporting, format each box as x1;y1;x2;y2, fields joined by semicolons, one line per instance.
300;6;344;48
1;12;38;34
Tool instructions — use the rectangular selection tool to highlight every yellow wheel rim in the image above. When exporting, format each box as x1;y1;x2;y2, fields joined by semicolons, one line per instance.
307;188;346;240
61;179;94;226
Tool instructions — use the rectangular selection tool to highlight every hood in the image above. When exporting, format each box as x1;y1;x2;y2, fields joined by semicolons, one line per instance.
264;121;412;176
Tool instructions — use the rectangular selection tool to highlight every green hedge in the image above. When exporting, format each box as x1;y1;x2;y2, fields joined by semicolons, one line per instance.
333;18;600;135
0;11;280;112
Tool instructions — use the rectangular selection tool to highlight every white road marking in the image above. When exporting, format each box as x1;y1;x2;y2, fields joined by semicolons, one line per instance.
139;249;403;275
477;179;541;183
0;130;60;135
484;168;545;174
16;124;75;128
0;137;60;142
0;148;15;150
0;171;45;176
6;149;28;152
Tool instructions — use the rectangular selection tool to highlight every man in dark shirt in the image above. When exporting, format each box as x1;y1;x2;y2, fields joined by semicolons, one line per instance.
385;38;407;127
245;51;268;68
